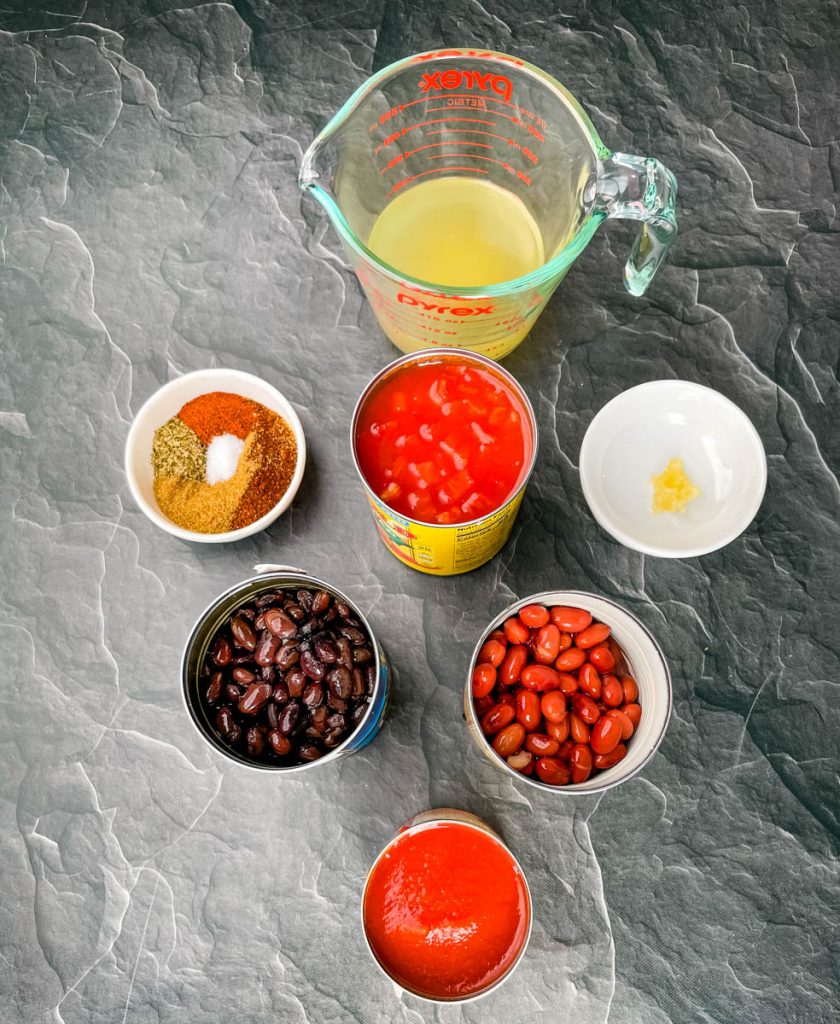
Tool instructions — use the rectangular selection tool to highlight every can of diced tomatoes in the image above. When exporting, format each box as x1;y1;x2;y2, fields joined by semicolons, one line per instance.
351;348;538;575
181;565;392;772
361;808;532;1002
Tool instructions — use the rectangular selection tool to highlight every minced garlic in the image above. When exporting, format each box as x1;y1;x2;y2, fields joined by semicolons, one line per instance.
651;458;700;514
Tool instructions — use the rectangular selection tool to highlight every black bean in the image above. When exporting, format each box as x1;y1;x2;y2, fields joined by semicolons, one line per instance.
327;693;348;713
327;712;346;732
314;638;339;664
216;706;236;737
327;667;353;700
272;681;290;704
275;643;300;670
256;591;283;608
323;730;343;749
311;590;332;614
352;646;372;665
232;667;257;685
246;724;267;757
269;729;291;756
296;589;313;613
211;637;232;666
259;665;276;684
254;613;266;631
225;683;243;703
309;706;328;733
300;649;326;681
238;606;256;621
206;672;223;704
231;615;257;650
298;743;323;762
352;702;368;726
339;626;366;646
255;631;281;666
335;600;351;620
284;602;305;622
303;682;325;708
365;666;377;694
264;608;297;638
352;668;365;699
239;682;272;715
266;703;280;730
286;669;306;698
277;702;300;735
335;637;353;669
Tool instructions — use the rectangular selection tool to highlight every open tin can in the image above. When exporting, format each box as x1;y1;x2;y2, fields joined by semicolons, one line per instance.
182;565;391;771
361;808;532;1002
351;348;538;575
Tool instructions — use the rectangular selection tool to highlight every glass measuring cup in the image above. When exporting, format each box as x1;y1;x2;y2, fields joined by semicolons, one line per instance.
300;48;678;360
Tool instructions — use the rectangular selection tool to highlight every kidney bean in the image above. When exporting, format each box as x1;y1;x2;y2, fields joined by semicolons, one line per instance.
499;645;529;686
488;629;507;645
503;616;530;644
277;701;300;735
569;744;593;783
601;675;624;707
579;663;602;700
623;703;642;728
302;682;325;708
481;703;515;735
327;667;353;700
540;691;567;724
621;676;639;703
589;644;616;673
534;624;562;664
515;689;542;731
558;633;573;653
275;643;300;670
555;647;587;672
263;608;296;639
591;714;622;755
472;663;497;699
232;667;256;685
255;632;281;667
206;672;223;704
570;713;590;744
507;750;533;773
520;664;561;692
606;708;634;741
497;691;515;710
572;693;601;725
535;757;571;786
525;733;560;757
550;606;592;633
575;623;611;649
230;616;257;650
246;725;267;757
474;694;495;717
300;649;326;681
519;604;550;628
546;717;571;744
269;729;291;756
492;722;526;757
556;739;574;761
238;682;272;715
478;639;506;667
593;744;627;770
211;637;232;666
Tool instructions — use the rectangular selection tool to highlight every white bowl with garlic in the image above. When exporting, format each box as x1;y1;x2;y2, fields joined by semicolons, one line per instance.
579;380;767;558
125;369;306;543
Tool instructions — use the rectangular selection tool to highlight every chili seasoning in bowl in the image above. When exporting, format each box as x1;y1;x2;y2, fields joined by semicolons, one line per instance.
362;809;531;1002
125;369;306;542
352;349;537;574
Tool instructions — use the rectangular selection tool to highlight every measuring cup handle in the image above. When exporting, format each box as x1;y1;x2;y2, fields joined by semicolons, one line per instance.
593;153;678;297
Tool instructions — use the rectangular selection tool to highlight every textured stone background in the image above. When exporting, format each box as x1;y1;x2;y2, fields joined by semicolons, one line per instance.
1;2;839;1022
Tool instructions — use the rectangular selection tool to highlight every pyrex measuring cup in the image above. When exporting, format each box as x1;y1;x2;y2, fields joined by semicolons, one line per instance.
300;48;678;360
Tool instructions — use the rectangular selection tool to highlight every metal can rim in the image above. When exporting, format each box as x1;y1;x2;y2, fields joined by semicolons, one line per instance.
465;590;673;795
359;809;533;1003
181;569;386;773
350;347;539;533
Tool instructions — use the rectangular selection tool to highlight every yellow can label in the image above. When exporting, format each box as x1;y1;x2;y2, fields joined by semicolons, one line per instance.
366;487;525;575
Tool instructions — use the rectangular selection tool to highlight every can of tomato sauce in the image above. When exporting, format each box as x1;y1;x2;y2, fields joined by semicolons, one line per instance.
351;348;538;575
361;808;532;1001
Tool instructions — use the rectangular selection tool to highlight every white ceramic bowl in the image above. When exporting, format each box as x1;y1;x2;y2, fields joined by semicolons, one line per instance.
579;380;767;558
465;591;671;795
125;369;306;543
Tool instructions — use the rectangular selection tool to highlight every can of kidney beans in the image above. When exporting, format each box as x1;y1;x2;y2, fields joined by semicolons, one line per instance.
182;565;391;772
465;591;672;794
351;348;538;575
361;808;532;1002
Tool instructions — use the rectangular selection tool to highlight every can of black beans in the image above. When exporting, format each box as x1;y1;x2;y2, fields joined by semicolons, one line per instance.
182;565;391;771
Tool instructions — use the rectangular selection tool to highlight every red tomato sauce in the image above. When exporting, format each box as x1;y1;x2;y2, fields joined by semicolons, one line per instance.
363;821;531;1000
355;359;533;525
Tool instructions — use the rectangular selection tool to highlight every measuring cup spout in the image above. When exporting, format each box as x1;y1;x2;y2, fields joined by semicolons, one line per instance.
592;153;678;296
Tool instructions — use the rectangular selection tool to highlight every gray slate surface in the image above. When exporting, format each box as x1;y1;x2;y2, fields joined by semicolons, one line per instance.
1;2;839;1022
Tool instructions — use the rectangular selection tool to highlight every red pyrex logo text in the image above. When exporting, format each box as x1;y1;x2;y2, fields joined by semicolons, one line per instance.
398;294;494;316
419;68;513;103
